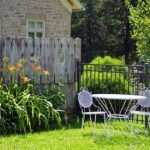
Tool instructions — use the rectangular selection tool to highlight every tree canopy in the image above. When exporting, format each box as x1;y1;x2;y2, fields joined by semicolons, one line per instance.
72;0;135;63
126;0;150;64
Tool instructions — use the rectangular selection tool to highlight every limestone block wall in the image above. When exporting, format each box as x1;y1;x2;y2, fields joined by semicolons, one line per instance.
0;0;71;38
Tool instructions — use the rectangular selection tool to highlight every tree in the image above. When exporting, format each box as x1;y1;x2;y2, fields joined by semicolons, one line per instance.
72;0;135;63
126;0;150;64
72;0;105;62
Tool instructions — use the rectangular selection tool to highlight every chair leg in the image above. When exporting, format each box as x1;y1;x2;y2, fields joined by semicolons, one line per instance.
95;114;97;124
103;114;106;130
148;116;150;130
105;116;112;130
89;114;92;124
89;114;93;127
93;114;97;132
104;114;106;123
90;115;97;134
81;115;85;129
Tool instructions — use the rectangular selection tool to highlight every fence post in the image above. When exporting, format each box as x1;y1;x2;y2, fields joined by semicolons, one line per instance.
0;37;3;78
77;61;81;93
144;64;149;129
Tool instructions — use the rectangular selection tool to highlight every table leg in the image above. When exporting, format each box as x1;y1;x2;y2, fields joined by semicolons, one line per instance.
145;108;149;129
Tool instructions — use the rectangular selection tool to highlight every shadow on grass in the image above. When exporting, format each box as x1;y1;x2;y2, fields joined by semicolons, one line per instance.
80;120;150;148
82;130;150;148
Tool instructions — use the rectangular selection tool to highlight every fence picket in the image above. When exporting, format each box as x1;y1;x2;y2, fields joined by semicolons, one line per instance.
3;38;12;82
25;38;32;75
54;38;61;83
61;38;68;82
49;38;55;82
75;38;81;61
68;38;75;83
0;37;3;69
41;38;49;84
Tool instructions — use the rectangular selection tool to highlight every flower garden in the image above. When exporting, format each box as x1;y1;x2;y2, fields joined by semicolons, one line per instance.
0;57;66;134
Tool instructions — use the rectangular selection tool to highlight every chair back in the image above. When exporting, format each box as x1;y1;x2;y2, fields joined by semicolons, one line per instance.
138;89;150;108
78;89;93;108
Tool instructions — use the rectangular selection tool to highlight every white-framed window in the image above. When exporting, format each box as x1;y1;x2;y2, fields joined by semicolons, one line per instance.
26;20;45;38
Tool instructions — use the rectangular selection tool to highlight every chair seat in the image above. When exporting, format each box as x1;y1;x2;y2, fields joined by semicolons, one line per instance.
82;111;105;115
131;110;150;116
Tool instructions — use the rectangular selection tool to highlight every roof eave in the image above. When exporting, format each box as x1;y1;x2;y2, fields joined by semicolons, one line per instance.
72;8;85;12
71;0;85;12
59;0;85;13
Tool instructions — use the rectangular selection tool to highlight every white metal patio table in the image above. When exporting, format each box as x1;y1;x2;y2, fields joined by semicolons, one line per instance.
92;94;146;121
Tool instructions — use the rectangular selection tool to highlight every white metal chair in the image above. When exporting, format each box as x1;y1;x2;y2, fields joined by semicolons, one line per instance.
78;89;106;129
130;88;150;129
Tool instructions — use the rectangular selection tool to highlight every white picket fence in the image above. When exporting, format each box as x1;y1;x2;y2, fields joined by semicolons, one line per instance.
0;37;81;84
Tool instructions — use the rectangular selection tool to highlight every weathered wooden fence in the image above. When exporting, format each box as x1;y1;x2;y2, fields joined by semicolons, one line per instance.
0;37;81;111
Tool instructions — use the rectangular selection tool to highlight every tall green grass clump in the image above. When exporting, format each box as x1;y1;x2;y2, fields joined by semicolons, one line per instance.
81;56;132;94
0;84;62;134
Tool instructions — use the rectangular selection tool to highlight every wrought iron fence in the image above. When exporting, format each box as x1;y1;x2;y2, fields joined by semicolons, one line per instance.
77;62;150;126
77;62;150;93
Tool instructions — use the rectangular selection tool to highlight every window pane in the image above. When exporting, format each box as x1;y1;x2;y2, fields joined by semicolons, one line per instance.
28;32;35;38
36;32;43;38
36;22;43;28
28;21;35;28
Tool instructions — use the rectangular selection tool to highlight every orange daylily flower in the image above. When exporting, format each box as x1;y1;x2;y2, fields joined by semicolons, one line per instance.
8;66;16;71
17;63;23;69
23;77;30;83
43;70;49;75
33;66;41;72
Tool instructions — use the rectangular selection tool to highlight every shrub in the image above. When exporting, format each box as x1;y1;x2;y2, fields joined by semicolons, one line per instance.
90;56;125;65
44;83;66;109
81;56;132;94
126;0;150;64
0;84;61;134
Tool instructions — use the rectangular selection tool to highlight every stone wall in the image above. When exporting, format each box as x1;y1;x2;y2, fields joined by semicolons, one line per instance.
0;0;71;38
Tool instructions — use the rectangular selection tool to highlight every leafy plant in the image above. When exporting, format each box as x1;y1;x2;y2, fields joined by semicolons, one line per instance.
125;0;150;63
44;83;66;109
0;84;61;134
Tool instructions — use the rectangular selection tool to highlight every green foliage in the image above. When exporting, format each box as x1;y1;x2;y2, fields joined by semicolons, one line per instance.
72;0;134;62
90;56;125;65
81;56;132;94
126;0;150;63
0;57;67;134
0;84;61;134
44;83;66;109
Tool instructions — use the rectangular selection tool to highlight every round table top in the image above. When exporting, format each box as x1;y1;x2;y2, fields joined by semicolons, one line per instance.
92;94;146;100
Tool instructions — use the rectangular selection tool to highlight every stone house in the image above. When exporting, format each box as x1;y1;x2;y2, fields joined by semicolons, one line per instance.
0;0;84;38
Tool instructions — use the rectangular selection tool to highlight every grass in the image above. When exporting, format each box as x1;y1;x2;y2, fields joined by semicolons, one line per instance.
0;119;150;150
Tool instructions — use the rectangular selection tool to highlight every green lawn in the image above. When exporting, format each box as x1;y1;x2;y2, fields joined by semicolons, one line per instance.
0;120;150;150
